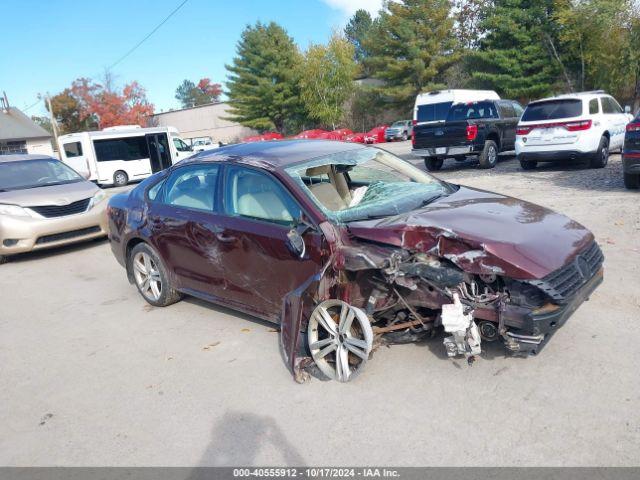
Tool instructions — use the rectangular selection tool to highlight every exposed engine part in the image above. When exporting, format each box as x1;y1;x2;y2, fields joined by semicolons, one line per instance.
458;280;501;304
401;254;464;287
307;299;373;383
441;293;481;361
478;320;500;341
479;273;497;284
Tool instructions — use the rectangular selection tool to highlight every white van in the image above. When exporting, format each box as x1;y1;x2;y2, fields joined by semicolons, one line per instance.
58;126;194;187
413;89;500;125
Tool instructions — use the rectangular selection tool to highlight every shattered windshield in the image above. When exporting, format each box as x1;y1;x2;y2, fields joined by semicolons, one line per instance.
286;148;450;222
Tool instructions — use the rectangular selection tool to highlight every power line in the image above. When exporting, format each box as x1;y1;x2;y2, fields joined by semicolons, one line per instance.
107;0;190;71
22;97;42;113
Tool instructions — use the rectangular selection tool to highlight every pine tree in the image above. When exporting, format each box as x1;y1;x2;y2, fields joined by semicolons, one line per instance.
365;0;460;109
469;0;561;101
225;22;304;133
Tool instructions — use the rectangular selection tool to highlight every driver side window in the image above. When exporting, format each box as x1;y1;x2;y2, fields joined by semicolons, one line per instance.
224;166;300;225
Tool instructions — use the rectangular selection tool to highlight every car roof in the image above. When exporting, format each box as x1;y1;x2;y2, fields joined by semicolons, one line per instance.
0;154;57;163
529;91;609;104
185;139;367;170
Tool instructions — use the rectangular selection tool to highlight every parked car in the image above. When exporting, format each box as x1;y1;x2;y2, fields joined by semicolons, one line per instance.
59;126;192;187
385;120;413;141
414;89;500;126
364;125;388;144
515;91;633;170
243;132;284;143
623;113;640;189
293;129;329;140
107;140;603;382
0;154;108;264
190;137;219;153
413;99;523;170
345;132;366;143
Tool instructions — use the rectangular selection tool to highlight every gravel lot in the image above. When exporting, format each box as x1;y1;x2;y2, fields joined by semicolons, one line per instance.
1;141;639;467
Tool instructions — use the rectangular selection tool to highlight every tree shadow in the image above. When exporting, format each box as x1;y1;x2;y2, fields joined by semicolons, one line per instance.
186;411;306;472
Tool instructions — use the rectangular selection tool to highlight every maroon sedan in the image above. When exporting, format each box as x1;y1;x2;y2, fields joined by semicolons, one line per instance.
107;140;603;382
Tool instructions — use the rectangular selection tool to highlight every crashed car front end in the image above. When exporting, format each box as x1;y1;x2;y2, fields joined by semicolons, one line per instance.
279;148;604;381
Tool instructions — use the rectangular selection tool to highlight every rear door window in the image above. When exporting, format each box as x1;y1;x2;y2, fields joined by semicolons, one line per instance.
162;165;219;212
416;102;453;123
589;99;600;114
447;102;498;121
521;99;583;121
63;142;83;158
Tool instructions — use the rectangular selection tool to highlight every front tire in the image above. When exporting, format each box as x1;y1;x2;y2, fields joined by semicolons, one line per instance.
590;137;609;168
624;172;640;189
424;157;444;171
113;170;129;187
478;140;498;169
401;132;408;141
129;243;182;307
0;255;7;265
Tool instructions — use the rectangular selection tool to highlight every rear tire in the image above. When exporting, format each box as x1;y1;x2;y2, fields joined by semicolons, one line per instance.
478;140;499;169
590;137;609;168
520;159;537;170
624;172;640;189
113;170;129;187
401;132;408;141
0;255;7;265
424;157;444;171
128;243;182;307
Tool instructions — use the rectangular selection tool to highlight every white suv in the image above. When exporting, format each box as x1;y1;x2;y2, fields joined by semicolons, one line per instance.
515;91;633;170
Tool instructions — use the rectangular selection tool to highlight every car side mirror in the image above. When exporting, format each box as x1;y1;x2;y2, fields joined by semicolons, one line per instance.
286;212;314;258
625;105;632;114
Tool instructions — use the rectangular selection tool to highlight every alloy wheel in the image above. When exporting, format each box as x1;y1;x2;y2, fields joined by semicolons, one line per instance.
133;251;162;301
307;299;373;382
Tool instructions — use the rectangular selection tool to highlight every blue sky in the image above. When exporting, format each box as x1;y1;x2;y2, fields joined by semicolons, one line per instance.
0;0;381;117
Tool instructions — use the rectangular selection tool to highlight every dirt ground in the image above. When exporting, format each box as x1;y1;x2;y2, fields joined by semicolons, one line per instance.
1;142;639;467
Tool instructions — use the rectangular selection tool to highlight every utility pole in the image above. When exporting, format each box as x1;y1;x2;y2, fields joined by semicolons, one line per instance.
45;94;61;157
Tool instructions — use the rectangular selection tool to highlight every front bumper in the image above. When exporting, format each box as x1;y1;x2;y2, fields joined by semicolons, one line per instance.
506;267;603;354
0;203;108;256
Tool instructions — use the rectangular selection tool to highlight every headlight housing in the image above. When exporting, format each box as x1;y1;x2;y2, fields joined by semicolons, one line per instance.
89;190;106;209
0;204;29;217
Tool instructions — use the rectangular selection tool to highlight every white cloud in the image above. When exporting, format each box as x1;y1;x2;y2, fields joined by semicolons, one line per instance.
321;0;383;17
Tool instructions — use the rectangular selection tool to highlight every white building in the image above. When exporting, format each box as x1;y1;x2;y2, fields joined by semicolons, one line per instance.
0;104;54;156
149;102;257;145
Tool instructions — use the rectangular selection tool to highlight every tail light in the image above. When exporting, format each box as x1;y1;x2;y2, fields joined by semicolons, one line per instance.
627;122;640;132
564;119;592;131
516;119;592;135
466;124;478;141
411;132;416;146
412;119;417;126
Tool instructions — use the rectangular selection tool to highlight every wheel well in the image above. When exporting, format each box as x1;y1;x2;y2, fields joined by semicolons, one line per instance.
486;132;500;149
602;131;610;141
125;238;145;281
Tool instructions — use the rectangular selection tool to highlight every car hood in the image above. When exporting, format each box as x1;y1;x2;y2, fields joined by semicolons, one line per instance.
0;181;99;207
346;186;594;279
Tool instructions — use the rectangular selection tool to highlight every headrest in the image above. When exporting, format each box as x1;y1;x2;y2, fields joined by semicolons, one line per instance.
176;176;200;191
305;165;331;176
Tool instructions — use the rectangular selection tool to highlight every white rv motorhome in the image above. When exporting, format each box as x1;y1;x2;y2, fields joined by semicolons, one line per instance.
58;126;194;186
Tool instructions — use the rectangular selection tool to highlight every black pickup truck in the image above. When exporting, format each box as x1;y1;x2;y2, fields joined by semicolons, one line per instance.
412;99;523;170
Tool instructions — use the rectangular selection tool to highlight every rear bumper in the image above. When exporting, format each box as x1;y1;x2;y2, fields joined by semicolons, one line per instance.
0;203;108;256
412;145;476;157
622;153;640;174
517;150;594;163
506;268;603;355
